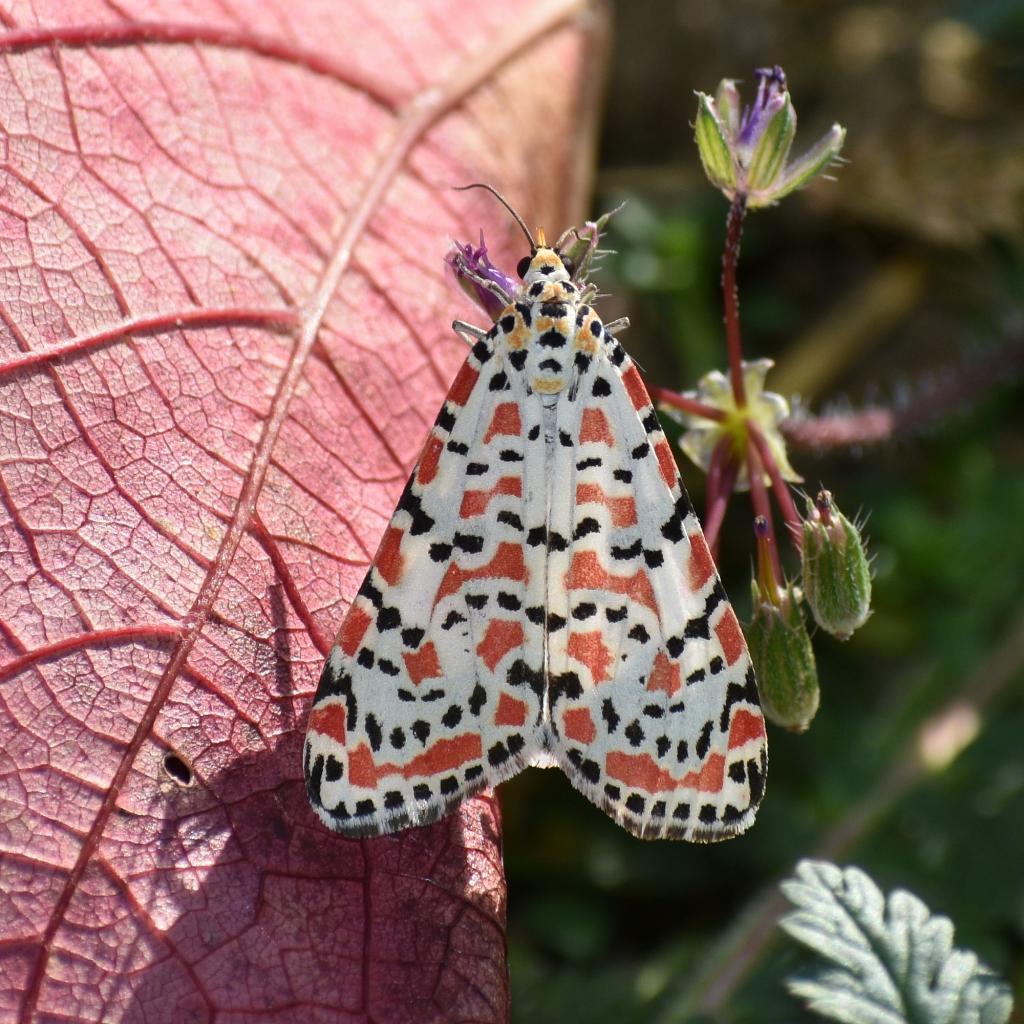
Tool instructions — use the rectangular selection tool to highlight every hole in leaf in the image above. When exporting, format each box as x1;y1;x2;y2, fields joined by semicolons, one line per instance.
163;752;194;787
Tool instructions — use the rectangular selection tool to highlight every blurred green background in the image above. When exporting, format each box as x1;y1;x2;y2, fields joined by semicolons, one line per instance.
503;1;1024;1020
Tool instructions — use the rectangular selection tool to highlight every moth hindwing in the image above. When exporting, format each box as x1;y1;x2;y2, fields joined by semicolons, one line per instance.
304;238;767;840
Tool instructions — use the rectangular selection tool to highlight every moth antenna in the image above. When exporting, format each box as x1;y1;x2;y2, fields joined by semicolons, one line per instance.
454;183;536;250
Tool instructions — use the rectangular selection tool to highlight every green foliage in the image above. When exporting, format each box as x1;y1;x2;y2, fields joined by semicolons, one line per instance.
780;860;1013;1024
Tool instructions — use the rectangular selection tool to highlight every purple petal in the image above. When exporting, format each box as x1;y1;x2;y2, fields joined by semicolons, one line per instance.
446;233;516;319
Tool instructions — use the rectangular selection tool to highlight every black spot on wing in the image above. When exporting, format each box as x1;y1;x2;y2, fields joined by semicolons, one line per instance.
696;721;713;759
497;511;523;530
602;699;620;733
549;671;583;704
397;484;435;535
611;539;643;560
453;531;484;553
402;627;424;648
508;658;545;699
624;720;645;747
430;541;453;562
357;576;383;608
365;714;382;752
469;683;487;715
377;606;401;631
643;549;664;568
566;749;600;784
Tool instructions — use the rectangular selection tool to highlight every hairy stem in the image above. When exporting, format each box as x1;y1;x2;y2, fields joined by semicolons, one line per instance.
745;443;782;584
723;195;748;408
748;424;803;553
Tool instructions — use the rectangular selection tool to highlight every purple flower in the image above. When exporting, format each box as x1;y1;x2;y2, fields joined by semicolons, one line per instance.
738;66;788;148
445;233;516;320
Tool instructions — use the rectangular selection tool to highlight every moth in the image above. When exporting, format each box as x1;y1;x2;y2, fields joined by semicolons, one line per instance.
304;191;767;840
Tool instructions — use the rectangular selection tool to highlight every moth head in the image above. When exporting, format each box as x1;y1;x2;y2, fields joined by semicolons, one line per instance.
517;229;573;285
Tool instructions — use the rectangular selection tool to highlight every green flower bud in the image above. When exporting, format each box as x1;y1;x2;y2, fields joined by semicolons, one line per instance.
748;581;820;732
768;123;846;204
715;79;742;138
801;491;872;639
557;202;625;287
694;92;737;192
691;66;846;208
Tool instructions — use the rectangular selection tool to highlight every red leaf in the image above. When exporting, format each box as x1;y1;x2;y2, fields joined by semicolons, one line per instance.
0;4;603;1020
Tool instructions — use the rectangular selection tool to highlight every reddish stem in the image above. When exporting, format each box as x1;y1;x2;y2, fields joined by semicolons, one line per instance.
723;195;748;408
649;385;727;422
745;443;783;584
748;424;803;554
704;436;739;557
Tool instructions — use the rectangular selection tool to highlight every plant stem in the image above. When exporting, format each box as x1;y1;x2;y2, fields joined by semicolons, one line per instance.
748;424;803;553
744;443;782;585
723;195;748;408
650;385;727;422
704;437;738;556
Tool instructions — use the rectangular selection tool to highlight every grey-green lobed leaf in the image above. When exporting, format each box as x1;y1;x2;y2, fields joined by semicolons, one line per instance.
779;860;1013;1024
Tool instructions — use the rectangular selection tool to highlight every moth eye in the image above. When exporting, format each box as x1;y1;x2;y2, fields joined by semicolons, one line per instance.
516;255;532;279
561;255;576;277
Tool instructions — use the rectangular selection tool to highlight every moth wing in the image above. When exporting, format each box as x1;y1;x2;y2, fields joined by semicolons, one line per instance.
304;333;546;837
545;323;767;840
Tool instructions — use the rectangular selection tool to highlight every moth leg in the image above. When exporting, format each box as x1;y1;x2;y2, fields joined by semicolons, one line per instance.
452;319;488;345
